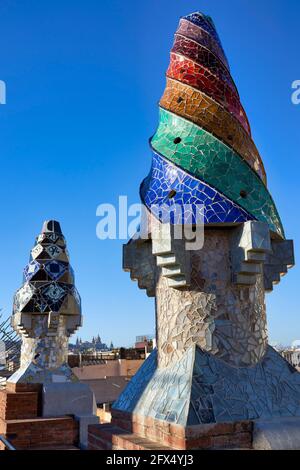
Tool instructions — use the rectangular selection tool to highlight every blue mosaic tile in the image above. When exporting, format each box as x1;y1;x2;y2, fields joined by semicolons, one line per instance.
113;349;158;413
41;283;67;312
23;260;40;282
113;348;193;424
70;285;81;309
140;151;255;225
44;260;67;281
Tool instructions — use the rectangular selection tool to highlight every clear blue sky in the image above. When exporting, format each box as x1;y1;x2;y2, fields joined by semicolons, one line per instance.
0;0;299;347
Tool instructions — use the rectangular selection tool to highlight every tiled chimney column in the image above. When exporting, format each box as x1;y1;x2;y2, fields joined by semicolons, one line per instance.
8;220;82;385
155;228;268;369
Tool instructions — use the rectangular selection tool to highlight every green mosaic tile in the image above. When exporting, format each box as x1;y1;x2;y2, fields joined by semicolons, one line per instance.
151;108;284;238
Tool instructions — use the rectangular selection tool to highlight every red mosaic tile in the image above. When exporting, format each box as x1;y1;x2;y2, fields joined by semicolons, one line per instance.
172;35;237;94
167;53;251;134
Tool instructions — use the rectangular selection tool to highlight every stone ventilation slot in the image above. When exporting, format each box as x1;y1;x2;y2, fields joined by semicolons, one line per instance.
168;190;177;199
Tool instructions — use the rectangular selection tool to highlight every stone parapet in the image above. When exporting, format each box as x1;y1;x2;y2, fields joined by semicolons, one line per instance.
0;416;78;450
0;389;39;420
88;410;252;450
0;382;79;450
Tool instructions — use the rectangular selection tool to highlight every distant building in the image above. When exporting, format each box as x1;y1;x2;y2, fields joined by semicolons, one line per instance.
135;334;154;353
292;340;300;349
282;348;300;369
70;334;111;353
71;357;144;416
274;341;300;370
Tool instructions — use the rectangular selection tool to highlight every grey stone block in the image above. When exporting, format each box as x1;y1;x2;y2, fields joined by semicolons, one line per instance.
42;382;97;417
124;222;192;293
75;414;99;449
264;239;295;292
151;223;191;288
230;221;271;286
253;418;300;450
123;240;156;297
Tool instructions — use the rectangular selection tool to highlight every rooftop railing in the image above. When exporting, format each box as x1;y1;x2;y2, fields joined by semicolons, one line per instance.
0;435;16;451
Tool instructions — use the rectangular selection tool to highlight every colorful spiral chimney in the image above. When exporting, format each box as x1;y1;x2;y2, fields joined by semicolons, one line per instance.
140;12;284;239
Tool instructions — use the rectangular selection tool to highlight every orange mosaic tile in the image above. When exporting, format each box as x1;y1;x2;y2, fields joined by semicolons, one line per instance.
160;78;266;182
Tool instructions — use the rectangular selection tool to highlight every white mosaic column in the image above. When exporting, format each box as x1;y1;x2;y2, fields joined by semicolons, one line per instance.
155;228;268;368
113;220;297;428
123;219;294;370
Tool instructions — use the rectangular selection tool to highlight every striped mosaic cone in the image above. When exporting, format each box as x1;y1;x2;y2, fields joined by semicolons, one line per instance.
141;12;284;239
8;220;82;384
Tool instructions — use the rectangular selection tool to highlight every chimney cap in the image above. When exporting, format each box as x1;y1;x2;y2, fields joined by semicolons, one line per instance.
41;220;62;234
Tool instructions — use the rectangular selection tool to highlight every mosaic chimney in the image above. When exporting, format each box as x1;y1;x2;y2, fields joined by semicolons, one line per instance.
9;220;82;384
